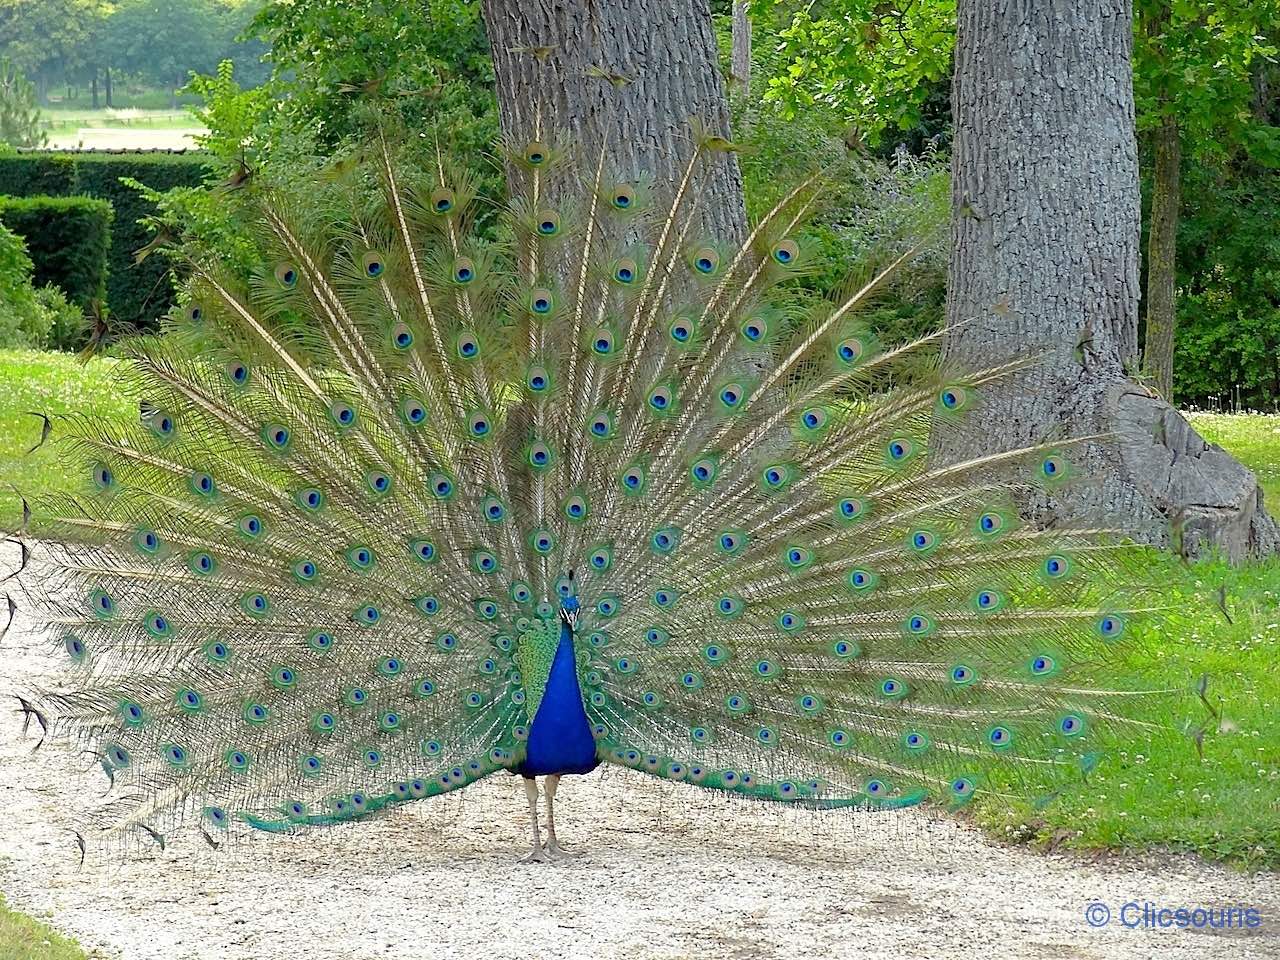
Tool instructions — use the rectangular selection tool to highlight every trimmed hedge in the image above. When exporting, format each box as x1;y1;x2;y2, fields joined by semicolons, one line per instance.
0;195;112;312
0;152;209;330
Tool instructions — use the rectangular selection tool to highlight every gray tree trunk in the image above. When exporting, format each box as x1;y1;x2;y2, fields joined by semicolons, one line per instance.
480;0;747;246
731;1;752;93
939;0;1276;561
1143;113;1181;401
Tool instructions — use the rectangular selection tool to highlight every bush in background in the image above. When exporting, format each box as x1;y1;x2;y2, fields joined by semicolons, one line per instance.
0;194;111;313
0;221;77;348
0;151;208;337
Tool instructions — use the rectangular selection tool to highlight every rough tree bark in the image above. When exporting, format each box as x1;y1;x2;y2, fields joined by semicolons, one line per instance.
480;0;748;246
731;1;752;94
1143;113;1181;400
939;0;1276;561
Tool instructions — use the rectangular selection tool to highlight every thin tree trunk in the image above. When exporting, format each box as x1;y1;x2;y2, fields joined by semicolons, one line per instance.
731;1;752;93
480;0;747;246
104;67;113;108
939;0;1275;560
91;70;99;110
1143;113;1180;400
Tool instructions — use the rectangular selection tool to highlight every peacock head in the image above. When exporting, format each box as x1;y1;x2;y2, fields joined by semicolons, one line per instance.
558;570;580;629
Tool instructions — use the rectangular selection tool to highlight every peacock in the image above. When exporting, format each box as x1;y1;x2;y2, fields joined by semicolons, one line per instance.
3;109;1176;864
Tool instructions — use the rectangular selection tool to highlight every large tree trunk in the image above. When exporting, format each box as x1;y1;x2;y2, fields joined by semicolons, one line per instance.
480;0;747;246
940;0;1276;561
1143;113;1180;400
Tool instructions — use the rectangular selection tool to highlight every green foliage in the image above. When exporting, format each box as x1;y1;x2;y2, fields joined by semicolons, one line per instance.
0;0;105;97
1172;157;1280;409
1133;0;1278;159
726;20;949;346
246;0;494;152
749;0;955;145
73;153;209;327
185;60;276;167
0;151;209;334
101;0;268;95
0;221;46;347
0;224;82;349
0;56;45;147
0;194;111;314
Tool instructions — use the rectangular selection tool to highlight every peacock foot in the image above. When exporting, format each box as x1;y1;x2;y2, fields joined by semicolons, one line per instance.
543;836;579;859
519;843;552;864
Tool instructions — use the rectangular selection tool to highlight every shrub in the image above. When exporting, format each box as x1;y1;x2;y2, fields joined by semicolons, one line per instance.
0;195;112;314
35;284;87;351
0;222;54;347
0;151;209;331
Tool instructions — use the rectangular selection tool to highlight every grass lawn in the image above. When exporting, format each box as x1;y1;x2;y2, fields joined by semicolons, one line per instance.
35;106;207;150
0;894;89;960
0;348;1276;873
0;350;133;531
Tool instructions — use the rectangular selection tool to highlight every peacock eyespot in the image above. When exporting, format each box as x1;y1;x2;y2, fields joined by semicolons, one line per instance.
524;141;549;165
274;263;299;289
691;247;720;274
359;249;386;280
610;184;634;209
331;402;357;428
589;413;613;438
1097;614;1125;639
456;331;480;359
393;324;414;349
537;209;563;236
771;239;799;265
613;259;637;284
431;187;456;213
648;385;672;411
837;338;865;364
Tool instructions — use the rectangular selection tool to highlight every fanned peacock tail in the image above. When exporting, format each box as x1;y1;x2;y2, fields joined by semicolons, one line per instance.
5;114;1177;853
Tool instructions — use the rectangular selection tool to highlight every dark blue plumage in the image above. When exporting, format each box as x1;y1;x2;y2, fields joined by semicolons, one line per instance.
518;615;598;778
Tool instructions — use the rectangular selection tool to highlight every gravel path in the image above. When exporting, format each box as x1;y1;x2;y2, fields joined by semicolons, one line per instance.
2;634;1277;959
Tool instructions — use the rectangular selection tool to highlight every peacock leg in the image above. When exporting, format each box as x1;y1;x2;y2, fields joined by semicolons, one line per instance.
518;776;549;863
542;773;578;857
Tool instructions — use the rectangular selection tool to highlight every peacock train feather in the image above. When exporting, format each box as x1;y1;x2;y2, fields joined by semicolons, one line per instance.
4;115;1181;856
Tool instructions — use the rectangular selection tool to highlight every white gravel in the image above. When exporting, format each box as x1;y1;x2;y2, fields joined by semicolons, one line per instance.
2;629;1278;959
